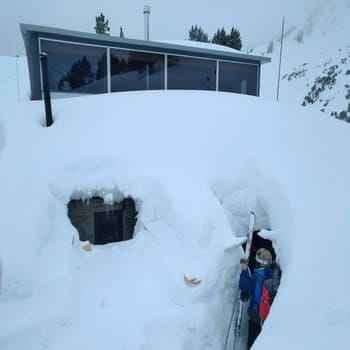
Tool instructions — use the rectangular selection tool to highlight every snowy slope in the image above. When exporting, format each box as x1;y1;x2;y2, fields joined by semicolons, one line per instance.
258;0;350;122
0;88;349;350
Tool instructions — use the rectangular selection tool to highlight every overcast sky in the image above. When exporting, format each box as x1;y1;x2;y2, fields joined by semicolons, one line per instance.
1;0;327;56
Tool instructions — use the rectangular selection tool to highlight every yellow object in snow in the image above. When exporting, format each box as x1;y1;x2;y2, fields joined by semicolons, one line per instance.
82;243;92;252
184;275;201;286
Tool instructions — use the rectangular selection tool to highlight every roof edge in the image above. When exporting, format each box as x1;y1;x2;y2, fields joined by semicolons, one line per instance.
20;23;271;64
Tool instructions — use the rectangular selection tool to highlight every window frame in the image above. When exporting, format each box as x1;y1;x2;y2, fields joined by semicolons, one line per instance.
167;54;217;91
38;37;260;96
109;47;165;92
218;59;260;96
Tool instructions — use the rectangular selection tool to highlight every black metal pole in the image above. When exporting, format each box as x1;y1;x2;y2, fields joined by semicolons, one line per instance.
276;17;285;102
40;52;53;127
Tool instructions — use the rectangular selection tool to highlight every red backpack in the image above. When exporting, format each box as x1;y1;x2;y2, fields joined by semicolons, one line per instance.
258;266;281;321
259;283;271;320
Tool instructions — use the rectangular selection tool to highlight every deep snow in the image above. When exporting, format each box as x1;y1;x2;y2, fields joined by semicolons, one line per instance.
0;89;349;349
1;1;350;349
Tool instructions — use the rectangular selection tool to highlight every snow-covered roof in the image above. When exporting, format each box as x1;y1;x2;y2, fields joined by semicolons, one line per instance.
156;39;242;54
20;23;270;64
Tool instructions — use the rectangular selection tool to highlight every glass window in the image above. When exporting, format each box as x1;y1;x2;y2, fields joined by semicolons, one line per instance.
40;40;107;94
167;55;216;90
110;49;164;92
94;210;123;244
219;61;258;96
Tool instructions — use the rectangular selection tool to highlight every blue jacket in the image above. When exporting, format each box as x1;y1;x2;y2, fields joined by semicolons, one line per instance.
239;266;273;312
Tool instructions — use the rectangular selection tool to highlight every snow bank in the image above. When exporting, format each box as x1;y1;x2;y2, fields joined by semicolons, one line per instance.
0;89;349;349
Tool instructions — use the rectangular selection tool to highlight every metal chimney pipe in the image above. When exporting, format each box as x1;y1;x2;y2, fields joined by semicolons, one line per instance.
143;5;150;40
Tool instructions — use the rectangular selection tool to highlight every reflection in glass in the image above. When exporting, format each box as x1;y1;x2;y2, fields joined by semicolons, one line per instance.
110;49;164;92
40;40;107;94
39;39;259;97
167;55;216;90
219;61;258;96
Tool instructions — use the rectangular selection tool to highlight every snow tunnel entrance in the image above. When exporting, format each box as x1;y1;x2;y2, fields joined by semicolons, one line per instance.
68;197;137;245
245;231;277;271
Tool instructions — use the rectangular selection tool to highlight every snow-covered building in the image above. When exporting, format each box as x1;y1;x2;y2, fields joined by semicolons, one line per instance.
20;23;270;100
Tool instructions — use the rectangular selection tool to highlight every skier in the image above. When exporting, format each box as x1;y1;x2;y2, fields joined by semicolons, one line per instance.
246;232;276;272
239;248;274;349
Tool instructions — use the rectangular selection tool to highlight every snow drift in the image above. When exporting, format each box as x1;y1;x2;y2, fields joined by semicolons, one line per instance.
0;89;349;349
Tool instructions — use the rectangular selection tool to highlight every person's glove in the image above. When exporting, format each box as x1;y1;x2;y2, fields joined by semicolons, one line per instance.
240;258;248;271
240;291;249;302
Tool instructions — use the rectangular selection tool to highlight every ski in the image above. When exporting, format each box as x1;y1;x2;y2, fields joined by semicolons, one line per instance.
232;211;256;349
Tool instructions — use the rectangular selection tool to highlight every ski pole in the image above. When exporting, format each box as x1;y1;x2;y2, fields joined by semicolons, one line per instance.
223;287;240;350
232;212;256;348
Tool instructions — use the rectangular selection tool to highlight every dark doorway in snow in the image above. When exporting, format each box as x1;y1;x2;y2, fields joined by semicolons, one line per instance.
243;231;277;272
68;197;137;245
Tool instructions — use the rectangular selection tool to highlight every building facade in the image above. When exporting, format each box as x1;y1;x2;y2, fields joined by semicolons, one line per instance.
21;24;270;100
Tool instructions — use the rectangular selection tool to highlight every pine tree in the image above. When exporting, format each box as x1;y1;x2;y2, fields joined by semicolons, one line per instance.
212;26;242;50
212;27;227;46
227;27;242;50
66;56;93;89
188;25;209;43
295;30;304;43
120;27;125;38
94;12;110;35
96;53;107;80
267;40;274;54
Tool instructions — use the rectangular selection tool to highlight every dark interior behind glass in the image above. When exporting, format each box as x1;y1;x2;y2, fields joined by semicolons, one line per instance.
40;40;107;94
167;55;216;90
219;61;258;96
110;49;164;92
